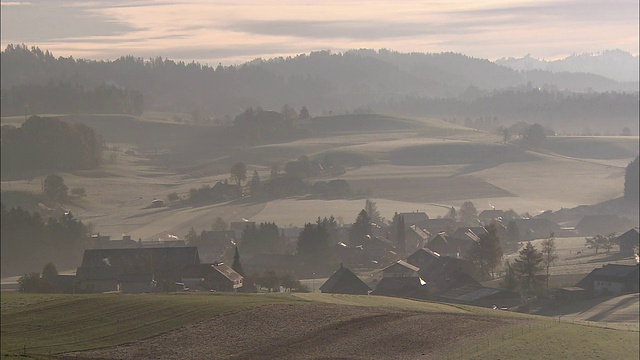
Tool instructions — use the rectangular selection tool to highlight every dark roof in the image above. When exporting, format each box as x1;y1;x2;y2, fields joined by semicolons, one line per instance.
320;265;371;294
576;264;640;288
80;247;200;269
120;273;154;283
426;233;477;257
409;225;430;241
478;210;506;219
451;227;486;242
399;212;429;225
618;228;639;244
383;260;420;273
574;215;635;236
415;219;458;235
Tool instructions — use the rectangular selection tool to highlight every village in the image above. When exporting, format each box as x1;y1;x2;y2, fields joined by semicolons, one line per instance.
42;204;639;316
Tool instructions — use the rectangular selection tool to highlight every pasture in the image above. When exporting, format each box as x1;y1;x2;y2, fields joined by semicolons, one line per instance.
0;113;637;242
1;292;638;359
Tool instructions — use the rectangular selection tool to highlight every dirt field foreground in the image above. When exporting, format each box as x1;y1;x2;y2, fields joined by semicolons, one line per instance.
66;303;525;360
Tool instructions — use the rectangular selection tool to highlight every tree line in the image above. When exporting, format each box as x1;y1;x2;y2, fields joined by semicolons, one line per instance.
1;116;103;177
1;81;144;117
1;205;90;277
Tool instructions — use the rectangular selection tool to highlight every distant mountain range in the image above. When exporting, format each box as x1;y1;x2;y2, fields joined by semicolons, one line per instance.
495;50;639;83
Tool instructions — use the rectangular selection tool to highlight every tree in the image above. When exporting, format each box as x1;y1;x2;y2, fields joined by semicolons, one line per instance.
41;262;58;285
468;222;503;278
349;209;371;246
365;199;382;224
523;123;548;148
249;170;261;196
459;201;478;226
166;192;179;203
212;217;228;231
512;242;544;296
297;219;334;275
396;215;406;258
624;156;639;203
501;261;518;290
231;246;245;277
585;234;610;254
230;162;247;189
299;106;310;120
18;273;54;293
255;270;280;292
184;227;199;245
540;233;558;294
505;220;521;247
43;174;68;201
445;207;457;220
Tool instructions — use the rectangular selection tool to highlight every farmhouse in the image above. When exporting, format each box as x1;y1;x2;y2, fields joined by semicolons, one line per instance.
371;260;427;299
576;264;639;296
616;228;639;258
417;218;458;236
405;224;430;254
75;246;201;293
405;248;484;292
320;264;371;295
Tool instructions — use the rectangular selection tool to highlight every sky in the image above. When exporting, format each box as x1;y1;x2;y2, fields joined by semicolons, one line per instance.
1;0;638;65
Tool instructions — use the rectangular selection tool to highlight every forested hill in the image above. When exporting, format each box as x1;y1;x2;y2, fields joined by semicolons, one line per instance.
1;45;638;128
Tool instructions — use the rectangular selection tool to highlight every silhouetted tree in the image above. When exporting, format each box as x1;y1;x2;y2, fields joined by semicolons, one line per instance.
230;162;247;189
349;209;371;246
43;174;68;201
365;199;382;224
231;246;245;277
540;233;558;294
624;156;639;203
459;201;478;225
513;242;544;296
468;222;503;278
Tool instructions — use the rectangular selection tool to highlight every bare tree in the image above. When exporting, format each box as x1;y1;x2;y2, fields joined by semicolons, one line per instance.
541;232;558;294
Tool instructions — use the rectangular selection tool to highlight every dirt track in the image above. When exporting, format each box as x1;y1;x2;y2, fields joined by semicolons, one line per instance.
68;303;526;360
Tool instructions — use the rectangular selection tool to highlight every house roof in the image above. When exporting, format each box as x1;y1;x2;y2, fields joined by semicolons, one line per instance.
576;264;639;288
75;266;124;281
399;212;429;225
320;265;371;293
426;233;477;256
383;260;420;273
409;225;430;241
211;263;243;282
80;247;200;269
451;227;485;242
478;210;505;219
617;228;639;243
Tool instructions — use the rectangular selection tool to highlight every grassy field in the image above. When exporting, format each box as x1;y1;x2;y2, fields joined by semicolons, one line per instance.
1;292;638;359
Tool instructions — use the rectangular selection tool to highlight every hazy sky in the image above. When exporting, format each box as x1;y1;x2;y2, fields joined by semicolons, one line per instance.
1;0;638;65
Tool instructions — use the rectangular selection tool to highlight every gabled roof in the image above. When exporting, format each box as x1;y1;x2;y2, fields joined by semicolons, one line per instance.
478;210;505;219
320;265;371;294
409;225;430;241
451;227;485;242
211;263;243;282
383;260;420;273
426;233;477;256
80;247;200;269
617;228;639;243
75;266;123;280
399;212;429;225
576;264;639;288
